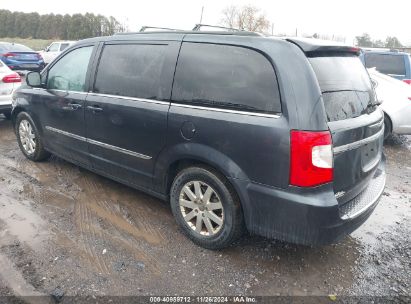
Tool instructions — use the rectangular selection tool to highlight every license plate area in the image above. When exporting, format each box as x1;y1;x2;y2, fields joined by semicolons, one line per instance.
20;64;38;68
361;140;380;172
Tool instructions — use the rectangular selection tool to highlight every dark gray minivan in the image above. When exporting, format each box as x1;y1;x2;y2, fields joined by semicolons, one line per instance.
11;32;386;249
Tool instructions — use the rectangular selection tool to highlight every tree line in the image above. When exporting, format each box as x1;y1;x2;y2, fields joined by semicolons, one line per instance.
355;33;403;48
0;10;126;40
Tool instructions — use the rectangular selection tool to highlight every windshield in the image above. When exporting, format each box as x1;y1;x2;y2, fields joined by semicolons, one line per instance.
309;54;376;122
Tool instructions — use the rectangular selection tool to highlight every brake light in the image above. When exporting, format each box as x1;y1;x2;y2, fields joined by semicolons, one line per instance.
2;73;21;83
290;130;333;187
3;52;16;59
403;79;411;85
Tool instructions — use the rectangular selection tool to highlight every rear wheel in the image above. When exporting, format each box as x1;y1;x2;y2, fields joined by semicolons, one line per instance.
383;113;392;140
170;166;244;249
15;112;50;162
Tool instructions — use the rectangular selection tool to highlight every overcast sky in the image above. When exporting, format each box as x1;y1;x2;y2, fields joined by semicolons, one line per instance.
2;0;411;45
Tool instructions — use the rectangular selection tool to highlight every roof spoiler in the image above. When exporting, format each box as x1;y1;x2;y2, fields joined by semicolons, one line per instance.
286;38;361;56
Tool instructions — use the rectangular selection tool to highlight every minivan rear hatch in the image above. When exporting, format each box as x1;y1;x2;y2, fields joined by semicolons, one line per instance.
288;39;384;204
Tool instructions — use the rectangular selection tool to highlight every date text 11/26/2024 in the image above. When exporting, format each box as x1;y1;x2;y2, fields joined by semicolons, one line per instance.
149;297;257;303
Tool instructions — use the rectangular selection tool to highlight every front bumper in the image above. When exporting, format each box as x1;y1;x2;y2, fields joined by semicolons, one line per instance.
232;158;386;245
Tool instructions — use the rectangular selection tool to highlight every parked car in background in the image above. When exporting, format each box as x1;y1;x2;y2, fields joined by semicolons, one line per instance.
361;49;411;84
12;34;385;249
0;42;45;72
368;68;411;138
40;41;75;65
0;59;21;119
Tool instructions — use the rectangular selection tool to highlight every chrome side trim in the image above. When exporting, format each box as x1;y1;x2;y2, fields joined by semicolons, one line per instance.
46;126;86;142
87;138;152;160
32;88;89;96
172;103;281;118
45;126;152;160
87;92;170;105
333;127;384;154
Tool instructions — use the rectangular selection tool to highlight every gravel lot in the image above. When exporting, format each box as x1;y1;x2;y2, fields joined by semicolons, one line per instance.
0;115;410;302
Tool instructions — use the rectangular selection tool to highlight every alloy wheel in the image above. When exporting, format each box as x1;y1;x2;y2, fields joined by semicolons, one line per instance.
179;181;224;236
19;119;36;155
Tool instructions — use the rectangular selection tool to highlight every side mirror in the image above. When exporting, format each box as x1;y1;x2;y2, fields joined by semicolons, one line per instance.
26;72;42;87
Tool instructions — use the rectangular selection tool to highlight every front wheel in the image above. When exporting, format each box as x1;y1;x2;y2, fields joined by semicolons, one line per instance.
170;166;244;249
15;112;50;162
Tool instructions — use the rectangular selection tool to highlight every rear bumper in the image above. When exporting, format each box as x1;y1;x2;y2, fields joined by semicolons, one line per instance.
232;158;386;245
387;106;411;135
0;95;12;113
6;62;45;72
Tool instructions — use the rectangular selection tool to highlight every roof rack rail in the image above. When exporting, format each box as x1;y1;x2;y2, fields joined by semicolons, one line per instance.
139;26;184;32
192;24;241;32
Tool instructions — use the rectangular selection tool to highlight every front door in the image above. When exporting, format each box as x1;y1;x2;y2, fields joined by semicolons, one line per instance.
85;41;180;189
36;45;95;166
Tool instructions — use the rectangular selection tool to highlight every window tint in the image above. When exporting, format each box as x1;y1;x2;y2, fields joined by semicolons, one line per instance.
47;46;93;92
309;55;376;122
60;43;70;51
48;43;60;52
94;44;169;100
365;53;406;76
172;43;281;114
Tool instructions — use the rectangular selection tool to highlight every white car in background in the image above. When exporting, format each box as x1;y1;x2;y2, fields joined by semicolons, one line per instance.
368;68;411;138
0;59;21;119
39;41;75;65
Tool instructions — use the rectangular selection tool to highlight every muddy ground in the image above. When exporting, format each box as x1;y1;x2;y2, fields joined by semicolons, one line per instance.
0;115;410;302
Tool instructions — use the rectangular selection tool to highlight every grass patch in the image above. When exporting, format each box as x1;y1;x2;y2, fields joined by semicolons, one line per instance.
0;37;54;51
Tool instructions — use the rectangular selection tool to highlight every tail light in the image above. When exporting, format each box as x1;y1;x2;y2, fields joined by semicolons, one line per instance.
403;79;411;85
290;130;333;187
2;73;21;83
3;52;16;59
36;53;43;60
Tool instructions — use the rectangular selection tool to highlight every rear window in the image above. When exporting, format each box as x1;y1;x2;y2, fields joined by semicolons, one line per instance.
0;43;33;52
365;53;406;76
309;55;376;122
172;43;281;114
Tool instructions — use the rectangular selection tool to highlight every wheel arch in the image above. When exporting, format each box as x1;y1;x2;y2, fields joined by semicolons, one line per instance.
153;143;249;202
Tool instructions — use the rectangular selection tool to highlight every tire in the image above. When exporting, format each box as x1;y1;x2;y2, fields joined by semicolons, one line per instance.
383;113;392;140
170;166;244;249
3;111;11;120
15;112;50;162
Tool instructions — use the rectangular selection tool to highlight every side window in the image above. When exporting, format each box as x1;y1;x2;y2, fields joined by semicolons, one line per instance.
172;43;281;114
94;44;169;100
60;43;70;51
48;43;60;52
47;46;93;92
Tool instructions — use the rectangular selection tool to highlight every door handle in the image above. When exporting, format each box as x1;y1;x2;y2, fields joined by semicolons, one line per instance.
68;103;82;110
86;105;103;113
62;103;82;111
